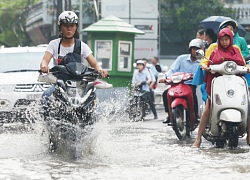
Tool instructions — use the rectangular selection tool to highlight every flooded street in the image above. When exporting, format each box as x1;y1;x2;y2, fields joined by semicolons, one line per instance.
0;105;250;180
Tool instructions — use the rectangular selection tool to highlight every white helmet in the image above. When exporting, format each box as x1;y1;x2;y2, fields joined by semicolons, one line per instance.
136;60;145;66
189;39;204;50
58;11;78;26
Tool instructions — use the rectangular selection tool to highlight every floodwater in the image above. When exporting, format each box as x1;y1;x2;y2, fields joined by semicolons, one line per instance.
0;97;250;180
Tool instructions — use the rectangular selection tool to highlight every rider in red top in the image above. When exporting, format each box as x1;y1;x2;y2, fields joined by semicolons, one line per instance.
193;28;247;148
205;28;245;96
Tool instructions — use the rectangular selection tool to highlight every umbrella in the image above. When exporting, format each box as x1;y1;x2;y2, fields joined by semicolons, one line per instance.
199;16;246;37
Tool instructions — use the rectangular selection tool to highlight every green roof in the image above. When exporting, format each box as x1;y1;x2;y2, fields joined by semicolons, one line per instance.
82;15;145;35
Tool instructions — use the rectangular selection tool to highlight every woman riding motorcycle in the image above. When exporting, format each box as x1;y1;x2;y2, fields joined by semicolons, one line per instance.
192;28;250;148
40;11;108;120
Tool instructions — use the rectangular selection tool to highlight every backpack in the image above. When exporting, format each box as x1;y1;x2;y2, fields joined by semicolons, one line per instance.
58;38;82;65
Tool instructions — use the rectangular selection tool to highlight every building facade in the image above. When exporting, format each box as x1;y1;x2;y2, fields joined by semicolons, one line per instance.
26;0;250;56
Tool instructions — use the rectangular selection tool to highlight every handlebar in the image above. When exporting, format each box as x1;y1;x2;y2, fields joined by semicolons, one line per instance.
39;69;110;79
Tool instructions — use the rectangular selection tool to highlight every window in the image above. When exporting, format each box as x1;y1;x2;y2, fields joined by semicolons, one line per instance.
118;41;132;72
95;40;112;70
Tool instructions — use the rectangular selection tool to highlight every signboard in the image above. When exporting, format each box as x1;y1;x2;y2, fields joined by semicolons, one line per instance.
134;39;158;59
101;0;129;19
131;0;158;19
101;0;159;60
131;19;158;39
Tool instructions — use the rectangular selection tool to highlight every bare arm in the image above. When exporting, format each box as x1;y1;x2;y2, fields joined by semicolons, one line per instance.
40;52;53;73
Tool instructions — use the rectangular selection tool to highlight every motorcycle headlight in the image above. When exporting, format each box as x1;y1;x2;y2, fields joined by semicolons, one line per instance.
67;88;77;97
224;61;237;74
171;75;183;83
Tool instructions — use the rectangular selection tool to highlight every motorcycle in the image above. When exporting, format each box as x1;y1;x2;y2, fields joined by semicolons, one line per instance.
163;72;197;140
127;82;150;122
196;50;249;148
38;62;107;155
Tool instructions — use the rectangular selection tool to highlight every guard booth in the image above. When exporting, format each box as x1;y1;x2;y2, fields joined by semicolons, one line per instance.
83;15;144;87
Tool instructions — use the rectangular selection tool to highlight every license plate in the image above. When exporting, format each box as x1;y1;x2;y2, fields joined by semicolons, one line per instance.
26;94;42;100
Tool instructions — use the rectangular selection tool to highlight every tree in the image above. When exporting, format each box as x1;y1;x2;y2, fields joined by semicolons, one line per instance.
161;0;234;41
0;0;39;47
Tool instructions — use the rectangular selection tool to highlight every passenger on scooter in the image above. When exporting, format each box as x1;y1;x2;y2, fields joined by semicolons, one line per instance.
132;60;158;119
162;39;204;123
192;28;250;147
193;20;250;103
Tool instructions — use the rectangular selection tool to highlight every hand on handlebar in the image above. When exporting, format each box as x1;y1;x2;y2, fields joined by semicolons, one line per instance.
99;69;109;78
40;63;50;73
201;64;208;71
159;79;166;83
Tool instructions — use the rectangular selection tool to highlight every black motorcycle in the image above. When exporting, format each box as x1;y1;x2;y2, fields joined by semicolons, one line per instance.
38;62;105;156
127;82;150;122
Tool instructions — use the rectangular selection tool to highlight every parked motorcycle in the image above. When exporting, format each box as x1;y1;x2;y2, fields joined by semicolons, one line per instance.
196;50;249;148
38;62;107;155
127;82;150;122
163;72;197;140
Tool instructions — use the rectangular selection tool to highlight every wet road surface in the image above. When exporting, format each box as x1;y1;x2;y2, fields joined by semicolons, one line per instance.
0;105;250;180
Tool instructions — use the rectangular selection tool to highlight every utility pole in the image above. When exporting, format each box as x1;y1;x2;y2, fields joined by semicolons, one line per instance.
56;0;63;37
69;0;71;10
79;0;83;40
65;0;71;10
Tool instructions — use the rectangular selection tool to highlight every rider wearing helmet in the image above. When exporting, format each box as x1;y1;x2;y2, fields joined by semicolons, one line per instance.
40;11;108;121
201;20;249;63
219;20;249;59
132;59;158;119
40;11;107;76
58;11;79;39
162;39;204;123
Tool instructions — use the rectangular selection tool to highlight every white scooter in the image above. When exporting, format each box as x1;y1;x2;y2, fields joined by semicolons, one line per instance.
197;50;249;148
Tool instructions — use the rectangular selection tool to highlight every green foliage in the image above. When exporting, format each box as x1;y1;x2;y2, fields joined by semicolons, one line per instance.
0;0;40;47
161;0;235;40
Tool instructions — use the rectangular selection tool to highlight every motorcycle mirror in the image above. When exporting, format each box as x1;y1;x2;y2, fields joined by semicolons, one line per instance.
155;64;162;72
196;49;204;59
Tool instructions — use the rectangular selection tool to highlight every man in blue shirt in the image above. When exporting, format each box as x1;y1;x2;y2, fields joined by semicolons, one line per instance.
142;58;156;103
162;39;204;123
132;60;158;119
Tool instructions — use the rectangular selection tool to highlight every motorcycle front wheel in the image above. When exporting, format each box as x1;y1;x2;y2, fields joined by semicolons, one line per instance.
228;123;239;149
172;105;190;140
133;102;144;122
